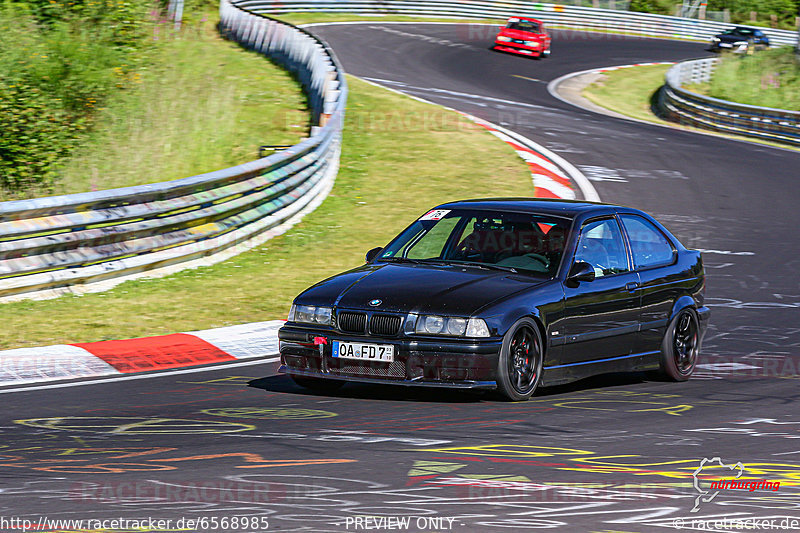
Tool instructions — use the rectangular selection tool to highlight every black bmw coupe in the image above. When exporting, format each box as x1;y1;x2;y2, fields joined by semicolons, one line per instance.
278;199;710;401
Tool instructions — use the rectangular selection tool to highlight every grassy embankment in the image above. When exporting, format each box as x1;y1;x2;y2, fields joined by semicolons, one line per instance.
582;48;800;149
686;47;800;111
0;25;530;349
0;13;308;200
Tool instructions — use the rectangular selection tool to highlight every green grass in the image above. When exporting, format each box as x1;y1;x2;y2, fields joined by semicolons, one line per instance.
582;64;671;123
0;75;530;349
30;17;309;199
582;62;800;150
688;47;800;111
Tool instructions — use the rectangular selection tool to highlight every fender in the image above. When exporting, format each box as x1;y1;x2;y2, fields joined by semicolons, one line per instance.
669;295;697;323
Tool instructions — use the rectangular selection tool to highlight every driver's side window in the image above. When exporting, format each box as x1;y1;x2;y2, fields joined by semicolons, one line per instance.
575;218;629;277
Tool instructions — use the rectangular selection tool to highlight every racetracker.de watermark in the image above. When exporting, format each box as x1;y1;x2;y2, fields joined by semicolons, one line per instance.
674;517;800;530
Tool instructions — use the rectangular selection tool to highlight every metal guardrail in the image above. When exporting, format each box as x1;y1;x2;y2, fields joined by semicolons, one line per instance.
233;0;797;46
0;0;347;302
661;58;800;146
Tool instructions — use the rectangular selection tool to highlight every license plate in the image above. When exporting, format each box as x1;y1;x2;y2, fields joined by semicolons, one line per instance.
332;341;394;362
720;43;732;48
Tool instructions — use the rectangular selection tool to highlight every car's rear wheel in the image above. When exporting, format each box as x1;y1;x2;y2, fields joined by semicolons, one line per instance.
290;375;345;393
659;308;699;381
496;318;543;401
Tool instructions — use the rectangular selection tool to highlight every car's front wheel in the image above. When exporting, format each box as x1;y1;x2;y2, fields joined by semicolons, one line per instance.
290;375;345;393
496;318;543;401
659;308;699;381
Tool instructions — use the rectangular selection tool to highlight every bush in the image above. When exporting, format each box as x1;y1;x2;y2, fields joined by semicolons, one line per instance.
0;1;155;195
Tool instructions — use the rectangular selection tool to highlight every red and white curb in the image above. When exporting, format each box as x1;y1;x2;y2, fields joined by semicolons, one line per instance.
455;111;599;202
463;113;579;200
0;321;284;387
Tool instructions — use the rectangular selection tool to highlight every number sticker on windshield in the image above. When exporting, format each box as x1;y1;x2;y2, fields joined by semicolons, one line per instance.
420;209;450;221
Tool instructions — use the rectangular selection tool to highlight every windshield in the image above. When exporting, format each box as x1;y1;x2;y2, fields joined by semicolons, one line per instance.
377;209;571;277
507;20;541;33
724;27;754;36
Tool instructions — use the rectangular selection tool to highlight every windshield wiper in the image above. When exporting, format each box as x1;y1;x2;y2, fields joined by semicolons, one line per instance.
377;257;425;264
443;260;518;273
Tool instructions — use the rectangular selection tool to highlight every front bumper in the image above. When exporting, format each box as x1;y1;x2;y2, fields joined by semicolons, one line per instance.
493;42;543;57
278;325;502;389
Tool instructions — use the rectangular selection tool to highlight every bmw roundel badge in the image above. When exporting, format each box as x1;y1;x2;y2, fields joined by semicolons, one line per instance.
369;299;382;307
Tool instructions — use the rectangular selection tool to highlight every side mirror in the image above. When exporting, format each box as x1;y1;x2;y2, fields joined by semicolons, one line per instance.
365;247;382;263
567;261;595;284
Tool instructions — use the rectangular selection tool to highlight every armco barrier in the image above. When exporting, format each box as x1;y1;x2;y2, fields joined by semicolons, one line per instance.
661;58;800;146
0;0;346;302
233;0;797;46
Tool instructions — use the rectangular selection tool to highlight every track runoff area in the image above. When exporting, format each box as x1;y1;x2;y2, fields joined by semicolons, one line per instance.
1;22;799;533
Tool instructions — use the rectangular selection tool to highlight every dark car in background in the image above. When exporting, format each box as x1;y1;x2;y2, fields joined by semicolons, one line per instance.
709;26;770;53
492;16;551;58
278;199;710;401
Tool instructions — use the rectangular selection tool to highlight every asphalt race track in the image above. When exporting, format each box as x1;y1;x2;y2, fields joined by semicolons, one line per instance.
2;24;800;533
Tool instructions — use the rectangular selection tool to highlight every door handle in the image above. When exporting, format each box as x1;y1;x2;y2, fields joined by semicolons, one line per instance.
625;282;639;292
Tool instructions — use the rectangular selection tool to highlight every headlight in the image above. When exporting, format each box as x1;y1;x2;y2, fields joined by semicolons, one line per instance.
711;37;720;42
496;36;512;42
411;315;490;337
292;304;333;326
524;40;540;47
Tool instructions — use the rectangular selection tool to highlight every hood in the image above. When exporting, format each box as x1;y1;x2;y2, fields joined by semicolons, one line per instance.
297;263;546;316
499;28;544;41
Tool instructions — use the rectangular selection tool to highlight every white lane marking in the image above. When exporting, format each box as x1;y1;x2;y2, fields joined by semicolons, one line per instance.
0;357;281;395
367;25;477;50
299;21;503;29
363;77;548;110
696;249;755;256
695;363;761;371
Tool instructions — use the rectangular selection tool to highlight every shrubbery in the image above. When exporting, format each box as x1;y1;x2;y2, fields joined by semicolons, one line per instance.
0;1;154;195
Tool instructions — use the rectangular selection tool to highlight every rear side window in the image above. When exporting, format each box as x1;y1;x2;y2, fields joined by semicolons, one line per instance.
620;215;675;269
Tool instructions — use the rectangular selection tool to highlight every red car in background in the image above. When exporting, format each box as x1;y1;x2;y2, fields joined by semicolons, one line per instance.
492;16;551;58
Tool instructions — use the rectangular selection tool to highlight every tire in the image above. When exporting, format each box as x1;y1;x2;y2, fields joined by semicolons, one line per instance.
290;375;345;393
659;308;699;381
496;318;544;401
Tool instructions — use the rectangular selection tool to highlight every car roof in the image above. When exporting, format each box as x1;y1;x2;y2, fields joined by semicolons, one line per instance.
433;198;633;218
507;16;543;23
